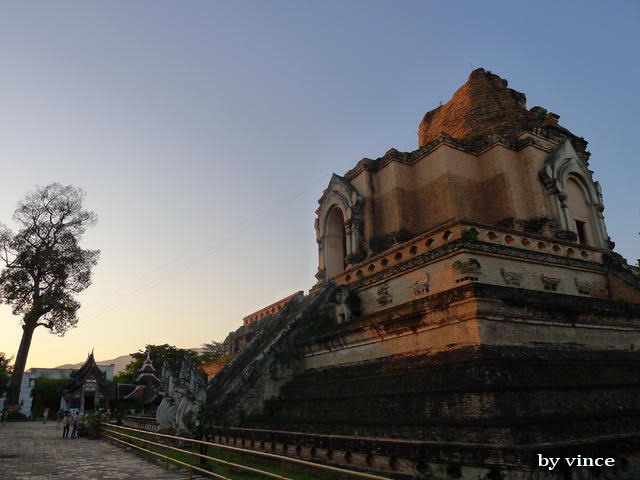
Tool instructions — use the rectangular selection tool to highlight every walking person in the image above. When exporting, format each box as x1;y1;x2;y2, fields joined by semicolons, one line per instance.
1;408;7;426
71;412;79;438
56;409;63;429
42;407;49;424
62;412;71;438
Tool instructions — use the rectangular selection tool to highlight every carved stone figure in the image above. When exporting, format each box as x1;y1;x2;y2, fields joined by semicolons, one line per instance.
334;287;352;323
412;272;430;297
326;285;361;324
575;278;591;295
500;268;523;287
156;356;207;436
541;275;561;291
452;258;481;275
156;360;176;432
376;284;393;306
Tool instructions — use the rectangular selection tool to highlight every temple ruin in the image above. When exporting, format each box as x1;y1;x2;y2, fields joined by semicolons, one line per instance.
205;69;640;479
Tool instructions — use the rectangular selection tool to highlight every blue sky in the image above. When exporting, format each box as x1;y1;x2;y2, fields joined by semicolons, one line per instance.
0;1;638;367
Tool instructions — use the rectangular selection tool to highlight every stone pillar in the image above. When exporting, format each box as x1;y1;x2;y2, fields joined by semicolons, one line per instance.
344;223;353;256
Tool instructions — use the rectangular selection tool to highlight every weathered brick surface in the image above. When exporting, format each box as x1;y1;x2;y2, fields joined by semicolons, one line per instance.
251;345;640;445
418;68;563;146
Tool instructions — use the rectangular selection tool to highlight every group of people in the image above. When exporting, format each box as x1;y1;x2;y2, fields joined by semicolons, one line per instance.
56;409;80;439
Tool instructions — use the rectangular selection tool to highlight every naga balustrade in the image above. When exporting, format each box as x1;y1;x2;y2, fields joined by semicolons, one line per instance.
121;415;159;432
100;422;393;480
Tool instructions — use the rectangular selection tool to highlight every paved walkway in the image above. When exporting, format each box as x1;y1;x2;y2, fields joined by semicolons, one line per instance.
0;421;203;480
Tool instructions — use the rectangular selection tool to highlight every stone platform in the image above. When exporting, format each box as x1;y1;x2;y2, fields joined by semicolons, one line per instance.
0;421;202;480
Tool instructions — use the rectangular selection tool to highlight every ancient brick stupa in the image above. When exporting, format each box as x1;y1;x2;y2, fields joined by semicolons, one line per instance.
206;69;640;479
418;68;575;145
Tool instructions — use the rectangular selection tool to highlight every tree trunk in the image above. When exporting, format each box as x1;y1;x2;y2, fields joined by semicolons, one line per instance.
6;322;36;406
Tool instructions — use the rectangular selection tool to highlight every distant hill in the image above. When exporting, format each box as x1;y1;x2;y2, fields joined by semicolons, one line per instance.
56;354;132;374
55;348;206;375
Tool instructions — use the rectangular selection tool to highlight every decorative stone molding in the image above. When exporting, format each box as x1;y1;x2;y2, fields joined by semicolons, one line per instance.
555;230;578;242
541;275;561;291
376;284;393;306
500;268;522;287
344;126;572;181
345;238;604;291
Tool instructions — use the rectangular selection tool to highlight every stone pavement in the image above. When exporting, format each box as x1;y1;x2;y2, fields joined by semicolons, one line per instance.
0;421;205;480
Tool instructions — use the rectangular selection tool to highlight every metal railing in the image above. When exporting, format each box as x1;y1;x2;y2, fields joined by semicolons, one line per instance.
100;422;393;480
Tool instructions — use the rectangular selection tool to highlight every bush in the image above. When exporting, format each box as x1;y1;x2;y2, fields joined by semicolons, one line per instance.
461;228;479;241
31;378;67;418
467;133;486;143
7;411;28;421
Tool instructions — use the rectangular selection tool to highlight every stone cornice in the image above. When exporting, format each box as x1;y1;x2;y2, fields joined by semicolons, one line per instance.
344;129;567;181
333;223;605;290
301;283;640;352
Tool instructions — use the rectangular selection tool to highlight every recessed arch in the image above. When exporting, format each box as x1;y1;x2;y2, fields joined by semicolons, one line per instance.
540;139;608;249
315;174;364;280
325;206;347;277
565;174;595;246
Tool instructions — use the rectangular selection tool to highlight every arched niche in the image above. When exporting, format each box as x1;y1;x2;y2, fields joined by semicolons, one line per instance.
315;174;364;280
565;176;596;246
325;207;347;277
540;139;608;249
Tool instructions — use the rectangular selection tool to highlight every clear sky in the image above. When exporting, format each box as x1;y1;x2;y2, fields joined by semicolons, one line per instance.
0;1;638;368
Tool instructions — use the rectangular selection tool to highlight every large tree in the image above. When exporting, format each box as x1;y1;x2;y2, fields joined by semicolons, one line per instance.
198;340;224;363
0;183;99;405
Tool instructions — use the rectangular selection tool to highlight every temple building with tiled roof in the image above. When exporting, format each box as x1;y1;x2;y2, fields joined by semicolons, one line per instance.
117;350;162;411
60;351;112;413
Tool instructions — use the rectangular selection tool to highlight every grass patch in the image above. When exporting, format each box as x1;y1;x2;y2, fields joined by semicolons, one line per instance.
103;427;355;480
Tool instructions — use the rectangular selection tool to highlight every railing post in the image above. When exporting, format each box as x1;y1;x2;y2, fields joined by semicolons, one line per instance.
225;447;230;479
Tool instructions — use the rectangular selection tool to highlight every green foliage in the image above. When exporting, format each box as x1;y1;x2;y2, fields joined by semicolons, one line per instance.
369;228;412;255
616;297;633;312
461;228;479;241
467;132;486;143
535;107;548;119
0;352;11;396
116;344;198;384
0;183;100;333
182;410;197;434
31;378;67;418
198;341;224;364
345;251;366;265
7;410;27;420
